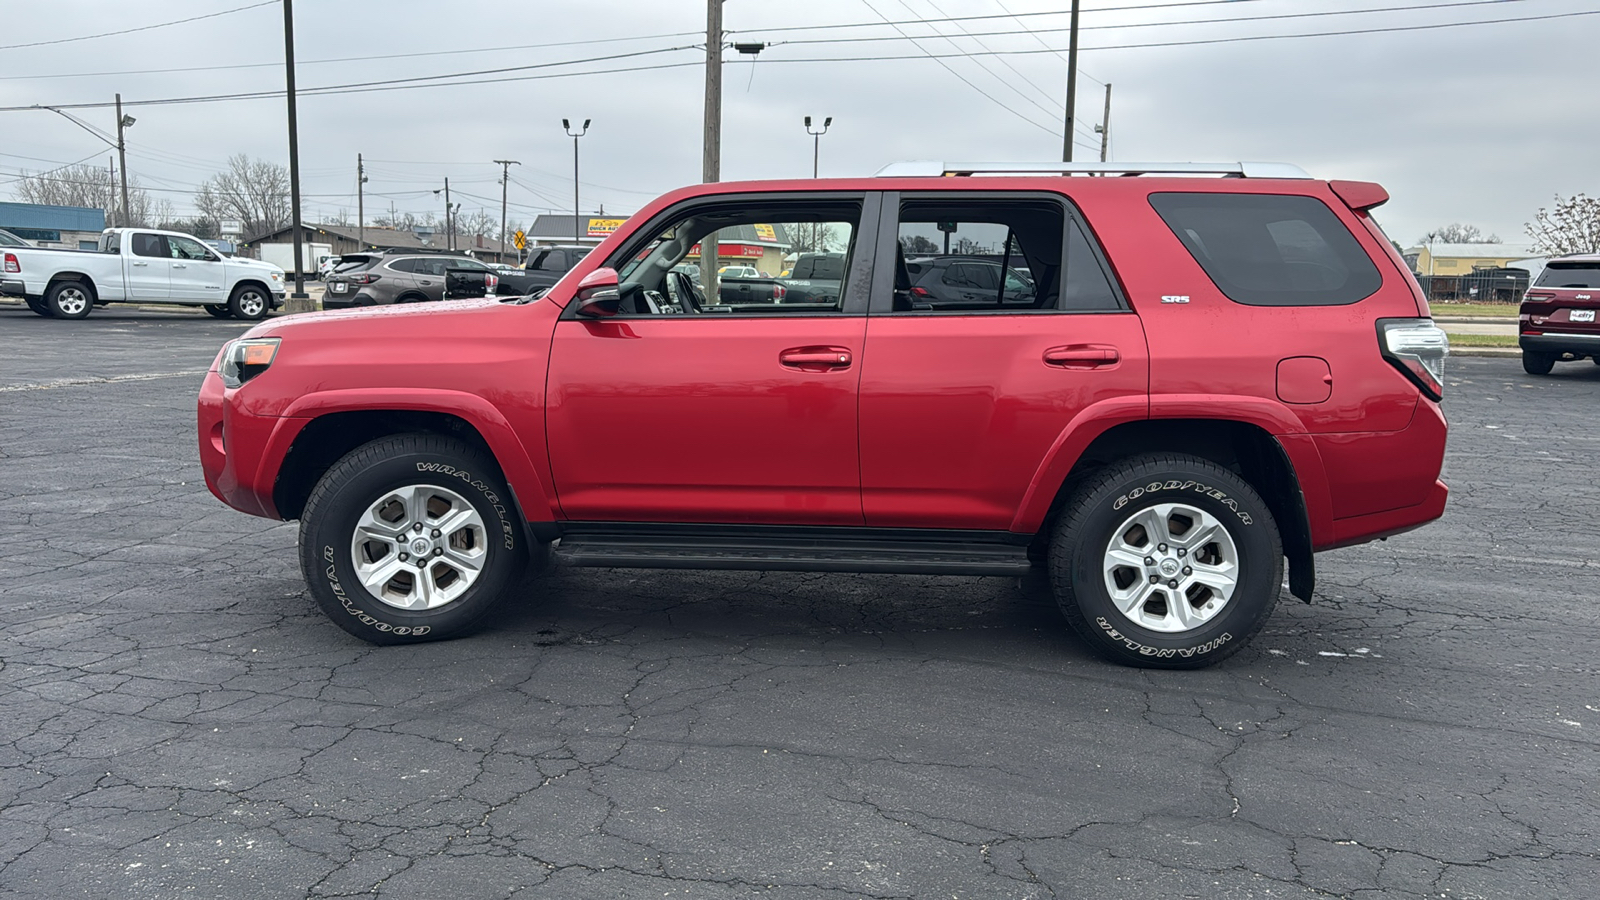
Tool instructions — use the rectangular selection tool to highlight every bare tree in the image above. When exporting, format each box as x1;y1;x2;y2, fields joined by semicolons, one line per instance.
1419;223;1500;244
196;155;291;238
455;209;499;245
789;222;842;254
900;234;940;255
11;163;159;226
1525;193;1600;256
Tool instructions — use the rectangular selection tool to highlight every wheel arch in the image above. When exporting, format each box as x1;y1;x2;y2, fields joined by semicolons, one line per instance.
231;278;273;299
271;396;556;533
46;272;99;299
1019;417;1318;602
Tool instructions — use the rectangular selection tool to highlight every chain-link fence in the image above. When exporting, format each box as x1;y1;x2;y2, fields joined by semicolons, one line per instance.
1414;267;1529;305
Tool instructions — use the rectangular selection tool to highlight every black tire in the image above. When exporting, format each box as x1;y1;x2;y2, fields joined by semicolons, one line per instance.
1522;351;1555;376
299;434;527;644
1048;453;1282;669
395;292;428;305
25;295;53;317
204;304;233;319
228;284;270;320
45;280;94;319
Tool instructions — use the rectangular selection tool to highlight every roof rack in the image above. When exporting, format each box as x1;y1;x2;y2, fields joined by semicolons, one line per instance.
873;160;1313;179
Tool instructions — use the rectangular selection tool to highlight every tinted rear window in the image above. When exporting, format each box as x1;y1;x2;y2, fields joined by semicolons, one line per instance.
1536;264;1600;289
1150;192;1382;306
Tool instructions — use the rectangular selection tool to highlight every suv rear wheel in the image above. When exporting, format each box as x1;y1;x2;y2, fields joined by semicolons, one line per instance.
299;434;527;644
1049;454;1282;669
1522;350;1556;375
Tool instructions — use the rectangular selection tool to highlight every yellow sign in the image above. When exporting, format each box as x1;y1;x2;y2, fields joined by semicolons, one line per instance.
512;230;526;250
587;218;626;238
753;223;776;241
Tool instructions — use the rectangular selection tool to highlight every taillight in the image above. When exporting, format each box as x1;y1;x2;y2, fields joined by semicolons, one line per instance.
3;253;18;274
1377;318;1448;401
348;273;381;284
1523;290;1555;302
772;283;787;301
486;274;499;293
910;286;932;299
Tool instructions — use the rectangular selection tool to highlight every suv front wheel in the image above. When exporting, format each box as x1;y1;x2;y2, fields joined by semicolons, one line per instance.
299;434;527;644
1049;454;1282;669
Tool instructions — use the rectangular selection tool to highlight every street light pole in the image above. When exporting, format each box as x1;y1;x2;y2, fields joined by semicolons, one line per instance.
357;153;367;247
563;119;589;246
804;116;832;178
494;159;520;264
281;0;310;309
114;94;132;228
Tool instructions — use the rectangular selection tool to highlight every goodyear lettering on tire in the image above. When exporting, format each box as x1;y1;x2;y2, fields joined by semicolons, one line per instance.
1111;479;1253;525
322;545;428;636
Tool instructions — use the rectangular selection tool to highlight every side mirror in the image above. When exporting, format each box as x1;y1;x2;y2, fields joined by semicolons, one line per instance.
574;266;621;317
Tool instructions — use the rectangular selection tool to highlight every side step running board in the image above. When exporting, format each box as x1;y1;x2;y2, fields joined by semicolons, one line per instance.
553;531;1033;576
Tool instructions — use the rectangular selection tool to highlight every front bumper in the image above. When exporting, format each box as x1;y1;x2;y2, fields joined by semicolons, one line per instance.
1520;333;1600;356
197;370;306;519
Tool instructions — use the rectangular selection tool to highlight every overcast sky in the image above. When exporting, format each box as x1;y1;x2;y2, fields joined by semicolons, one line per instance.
2;0;1595;247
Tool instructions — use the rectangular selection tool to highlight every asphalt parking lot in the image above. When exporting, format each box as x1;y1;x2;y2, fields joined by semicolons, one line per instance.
2;305;1597;899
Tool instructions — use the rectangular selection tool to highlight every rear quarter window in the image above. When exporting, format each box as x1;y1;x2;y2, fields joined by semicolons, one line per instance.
1149;192;1382;306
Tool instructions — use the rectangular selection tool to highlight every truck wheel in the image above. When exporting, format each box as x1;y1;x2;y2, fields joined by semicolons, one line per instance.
204;304;232;319
1522;351;1555;375
228;285;269;320
1049;454;1282;669
298;434;527;644
25;295;54;317
45;280;93;319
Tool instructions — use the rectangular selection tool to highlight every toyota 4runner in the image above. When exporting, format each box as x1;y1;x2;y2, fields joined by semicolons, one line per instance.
198;161;1450;668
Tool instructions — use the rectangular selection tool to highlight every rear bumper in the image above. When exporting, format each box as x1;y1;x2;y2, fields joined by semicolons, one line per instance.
1520;333;1600;355
0;278;25;298
320;289;380;309
1310;397;1449;550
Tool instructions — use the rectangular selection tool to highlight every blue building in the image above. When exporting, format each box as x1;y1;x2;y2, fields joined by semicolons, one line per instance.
0;202;107;249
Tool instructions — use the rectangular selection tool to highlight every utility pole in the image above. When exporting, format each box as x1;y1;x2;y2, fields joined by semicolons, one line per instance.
1095;83;1112;163
443;178;451;249
563;120;589;246
703;0;723;183
281;0;311;310
1061;0;1081;163
114;94;132;228
805;116;832;178
357;153;367;247
494;159;520;264
108;157;118;227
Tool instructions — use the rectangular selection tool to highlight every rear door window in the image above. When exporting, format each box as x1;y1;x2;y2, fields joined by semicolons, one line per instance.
130;233;166;258
1149;192;1382;306
1536;264;1600;289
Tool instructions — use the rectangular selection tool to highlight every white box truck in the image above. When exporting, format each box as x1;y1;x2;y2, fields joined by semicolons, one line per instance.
259;242;332;279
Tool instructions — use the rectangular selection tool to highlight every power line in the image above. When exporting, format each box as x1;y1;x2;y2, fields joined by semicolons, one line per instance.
0;1;276;51
729;0;1271;35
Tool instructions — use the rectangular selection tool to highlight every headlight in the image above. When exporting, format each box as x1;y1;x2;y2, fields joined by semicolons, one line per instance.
220;338;280;388
1377;318;1448;400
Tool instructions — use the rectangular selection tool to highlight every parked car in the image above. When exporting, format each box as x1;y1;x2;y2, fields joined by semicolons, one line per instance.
902;255;1036;307
1;227;286;319
718;264;760;278
0;228;30;248
1518;253;1600;374
198;159;1449;668
321;250;496;308
488;245;592;297
317;255;342;281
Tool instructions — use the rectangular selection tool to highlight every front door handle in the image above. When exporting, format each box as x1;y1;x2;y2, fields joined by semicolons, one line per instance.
131;261;148;267
417;280;434;286
779;346;853;372
1043;344;1120;368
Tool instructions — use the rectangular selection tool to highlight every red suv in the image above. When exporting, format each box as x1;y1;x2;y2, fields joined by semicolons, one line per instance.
198;161;1450;668
1519;253;1600;374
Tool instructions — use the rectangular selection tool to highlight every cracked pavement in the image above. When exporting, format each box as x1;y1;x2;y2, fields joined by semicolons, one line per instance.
2;307;1597;898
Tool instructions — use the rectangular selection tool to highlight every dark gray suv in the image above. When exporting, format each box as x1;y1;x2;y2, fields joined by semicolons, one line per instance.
322;250;493;308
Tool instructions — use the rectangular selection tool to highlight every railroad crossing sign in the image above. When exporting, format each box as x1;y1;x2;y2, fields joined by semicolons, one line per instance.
512;230;526;250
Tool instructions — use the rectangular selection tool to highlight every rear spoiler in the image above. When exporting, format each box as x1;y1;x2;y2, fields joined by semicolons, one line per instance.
1329;180;1389;212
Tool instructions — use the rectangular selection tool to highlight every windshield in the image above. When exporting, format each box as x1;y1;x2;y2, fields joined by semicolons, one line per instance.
1536;264;1600;289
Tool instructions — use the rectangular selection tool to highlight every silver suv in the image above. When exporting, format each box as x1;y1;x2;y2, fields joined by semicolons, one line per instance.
322;251;492;308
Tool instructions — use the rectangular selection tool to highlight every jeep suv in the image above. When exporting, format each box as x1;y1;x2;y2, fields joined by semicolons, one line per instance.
1519;254;1600;374
322;250;494;308
198;161;1449;668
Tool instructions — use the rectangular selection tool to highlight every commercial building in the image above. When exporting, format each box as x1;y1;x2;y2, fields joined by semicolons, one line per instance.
0;202;107;249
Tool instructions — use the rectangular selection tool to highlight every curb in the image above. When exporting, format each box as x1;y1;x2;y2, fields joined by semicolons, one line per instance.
1435;315;1516;325
1449;347;1519;358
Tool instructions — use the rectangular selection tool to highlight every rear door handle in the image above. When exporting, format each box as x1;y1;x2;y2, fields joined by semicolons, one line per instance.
780;346;853;371
1043;344;1120;368
173;263;188;269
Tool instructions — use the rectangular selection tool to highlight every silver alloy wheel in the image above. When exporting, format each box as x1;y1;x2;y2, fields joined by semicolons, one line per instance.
236;290;266;317
54;286;90;316
349;483;489;611
1101;502;1240;634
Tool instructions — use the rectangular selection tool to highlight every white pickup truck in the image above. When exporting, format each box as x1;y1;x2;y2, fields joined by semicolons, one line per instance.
0;227;287;319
